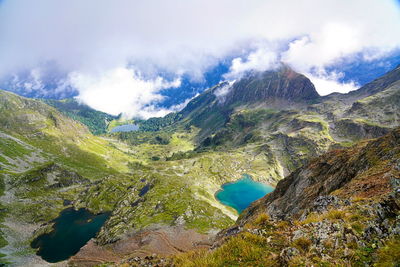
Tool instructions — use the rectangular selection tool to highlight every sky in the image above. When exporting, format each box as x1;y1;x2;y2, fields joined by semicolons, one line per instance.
0;0;399;118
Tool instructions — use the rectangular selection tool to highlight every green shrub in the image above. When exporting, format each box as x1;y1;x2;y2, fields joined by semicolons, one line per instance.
375;238;400;267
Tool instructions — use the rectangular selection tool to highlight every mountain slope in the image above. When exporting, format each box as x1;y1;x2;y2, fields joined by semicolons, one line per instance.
0;90;256;265
239;127;400;222
0;91;127;264
348;63;400;98
187;64;400;179
43;98;117;135
223;66;319;105
1;63;400;266
175;66;319;136
171;128;400;267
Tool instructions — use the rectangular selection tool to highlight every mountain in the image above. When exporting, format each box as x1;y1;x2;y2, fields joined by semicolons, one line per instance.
223;66;319;105
0;89;251;266
195;64;399;174
0;63;400;266
68;65;400;266
348;63;400;98
43;98;117;135
170;127;400;267
170;66;320;141
113;64;400;186
239;127;400;222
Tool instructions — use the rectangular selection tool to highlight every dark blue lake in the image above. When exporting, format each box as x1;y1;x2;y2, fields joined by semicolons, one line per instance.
215;175;274;213
31;208;110;263
110;124;139;133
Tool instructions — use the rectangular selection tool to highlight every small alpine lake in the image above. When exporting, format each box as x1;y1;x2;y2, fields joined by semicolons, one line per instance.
31;208;110;263
215;175;274;213
110;124;139;133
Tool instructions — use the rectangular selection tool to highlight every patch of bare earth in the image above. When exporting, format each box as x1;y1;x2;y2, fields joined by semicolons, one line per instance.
68;226;213;266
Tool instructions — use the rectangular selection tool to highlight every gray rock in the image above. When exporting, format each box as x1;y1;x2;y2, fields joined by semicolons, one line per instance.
280;247;299;263
394;159;400;171
390;220;400;235
175;215;186;225
292;230;305;240
364;225;383;240
313;196;339;213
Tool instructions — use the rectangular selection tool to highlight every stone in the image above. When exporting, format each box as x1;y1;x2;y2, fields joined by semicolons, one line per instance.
280;247;299;263
313;196;340;213
394;159;400;171
174;215;186;225
292;230;305;240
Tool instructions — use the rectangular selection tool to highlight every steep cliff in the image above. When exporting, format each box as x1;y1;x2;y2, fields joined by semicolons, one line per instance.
239;127;400;222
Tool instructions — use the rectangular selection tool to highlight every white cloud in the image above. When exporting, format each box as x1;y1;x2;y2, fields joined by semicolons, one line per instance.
306;71;359;95
70;68;181;119
23;69;44;92
310;77;358;95
282;23;363;71
0;0;399;114
168;94;199;112
224;47;280;80
214;82;235;103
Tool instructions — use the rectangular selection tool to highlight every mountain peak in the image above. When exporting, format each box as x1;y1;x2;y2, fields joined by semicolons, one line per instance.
223;66;319;106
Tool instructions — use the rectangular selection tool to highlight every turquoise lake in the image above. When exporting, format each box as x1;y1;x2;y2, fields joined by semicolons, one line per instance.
215;175;274;213
31;208;110;263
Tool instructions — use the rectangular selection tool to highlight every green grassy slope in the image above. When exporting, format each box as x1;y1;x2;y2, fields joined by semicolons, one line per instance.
0;64;399;265
0;90;258;264
44;98;117;135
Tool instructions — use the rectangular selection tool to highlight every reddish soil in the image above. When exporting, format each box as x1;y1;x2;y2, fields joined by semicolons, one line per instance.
68;226;213;266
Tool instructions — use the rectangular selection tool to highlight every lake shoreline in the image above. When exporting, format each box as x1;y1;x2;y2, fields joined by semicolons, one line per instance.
215;174;275;214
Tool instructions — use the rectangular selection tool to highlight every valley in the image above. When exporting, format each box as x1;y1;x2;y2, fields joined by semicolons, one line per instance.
0;64;399;266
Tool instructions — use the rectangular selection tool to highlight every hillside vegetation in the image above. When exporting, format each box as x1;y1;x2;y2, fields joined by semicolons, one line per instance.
0;65;399;265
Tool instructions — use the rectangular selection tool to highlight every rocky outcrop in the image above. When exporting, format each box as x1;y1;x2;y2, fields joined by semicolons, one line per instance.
12;162;89;189
224;66;320;105
333;118;390;141
239;127;400;223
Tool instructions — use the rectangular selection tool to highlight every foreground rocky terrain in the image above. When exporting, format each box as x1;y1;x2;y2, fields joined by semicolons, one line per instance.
146;127;400;266
0;64;399;266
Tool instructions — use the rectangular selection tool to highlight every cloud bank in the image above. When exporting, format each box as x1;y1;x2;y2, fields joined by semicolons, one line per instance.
0;0;399;116
71;68;181;118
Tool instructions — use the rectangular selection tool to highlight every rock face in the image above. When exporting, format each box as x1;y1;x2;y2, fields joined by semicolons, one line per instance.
334;119;390;140
239;127;400;223
224;66;319;105
175;65;320;138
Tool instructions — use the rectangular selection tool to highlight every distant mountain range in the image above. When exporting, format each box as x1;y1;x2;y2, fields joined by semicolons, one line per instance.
1;52;399;111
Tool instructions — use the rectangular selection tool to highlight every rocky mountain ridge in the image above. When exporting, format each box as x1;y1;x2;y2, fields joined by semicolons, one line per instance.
167;127;400;266
239;127;400;222
222;65;320;105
